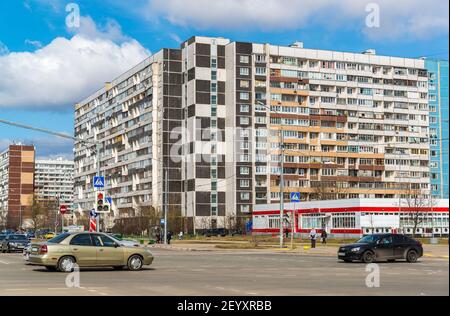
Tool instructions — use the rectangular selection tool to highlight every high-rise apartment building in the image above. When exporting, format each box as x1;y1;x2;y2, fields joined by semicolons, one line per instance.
34;157;74;209
425;59;449;199
74;36;432;231
0;145;35;229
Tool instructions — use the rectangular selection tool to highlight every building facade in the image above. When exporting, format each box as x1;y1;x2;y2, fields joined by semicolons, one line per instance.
426;59;449;199
74;36;432;231
253;199;449;238
0;145;35;229
34;157;74;209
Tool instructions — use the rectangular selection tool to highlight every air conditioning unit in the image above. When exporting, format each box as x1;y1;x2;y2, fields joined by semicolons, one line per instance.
415;228;423;234
443;228;449;234
434;228;442;234
384;228;392;233
405;228;412;234
364;228;372;234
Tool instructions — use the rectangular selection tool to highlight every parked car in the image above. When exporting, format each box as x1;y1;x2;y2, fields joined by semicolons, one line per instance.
0;234;6;243
203;228;228;237
338;234;423;263
27;232;154;272
1;234;30;253
43;232;56;240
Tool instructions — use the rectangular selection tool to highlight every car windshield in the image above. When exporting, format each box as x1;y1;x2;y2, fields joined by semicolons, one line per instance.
48;233;71;244
9;235;27;240
357;235;382;244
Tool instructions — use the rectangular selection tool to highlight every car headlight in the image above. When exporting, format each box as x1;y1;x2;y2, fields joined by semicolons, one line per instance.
351;247;361;252
10;242;17;246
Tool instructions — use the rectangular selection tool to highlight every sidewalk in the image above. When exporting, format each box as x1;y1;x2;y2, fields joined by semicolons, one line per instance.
148;241;449;259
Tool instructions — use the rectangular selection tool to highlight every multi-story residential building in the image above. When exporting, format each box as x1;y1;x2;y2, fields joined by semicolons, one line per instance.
425;59;449;199
34;157;74;209
74;36;432;232
0;145;35;229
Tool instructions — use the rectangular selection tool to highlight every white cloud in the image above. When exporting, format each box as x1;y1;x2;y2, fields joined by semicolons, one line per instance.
147;0;449;40
25;39;43;48
0;18;150;110
0;137;73;160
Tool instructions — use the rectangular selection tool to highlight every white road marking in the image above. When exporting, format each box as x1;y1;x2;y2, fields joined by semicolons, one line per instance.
0;260;10;265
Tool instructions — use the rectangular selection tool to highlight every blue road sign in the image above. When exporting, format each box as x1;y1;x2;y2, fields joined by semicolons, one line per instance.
290;192;301;203
160;218;165;226
93;176;105;188
105;196;112;205
89;209;99;218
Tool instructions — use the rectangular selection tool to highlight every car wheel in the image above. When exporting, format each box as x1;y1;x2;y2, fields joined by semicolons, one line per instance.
45;266;57;271
406;250;418;263
58;256;76;273
127;255;143;271
362;251;375;263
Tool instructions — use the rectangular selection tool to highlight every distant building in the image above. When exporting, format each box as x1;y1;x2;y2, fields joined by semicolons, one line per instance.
34;157;74;210
425;59;449;199
0;145;35;229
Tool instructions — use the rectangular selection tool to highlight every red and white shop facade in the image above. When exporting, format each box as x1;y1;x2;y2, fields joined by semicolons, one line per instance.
252;199;449;238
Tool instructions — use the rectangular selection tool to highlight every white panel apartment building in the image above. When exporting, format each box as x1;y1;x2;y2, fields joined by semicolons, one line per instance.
34;158;74;208
74;36;431;232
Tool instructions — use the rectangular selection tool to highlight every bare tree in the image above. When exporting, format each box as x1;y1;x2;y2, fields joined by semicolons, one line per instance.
29;195;53;231
403;189;432;237
0;207;7;230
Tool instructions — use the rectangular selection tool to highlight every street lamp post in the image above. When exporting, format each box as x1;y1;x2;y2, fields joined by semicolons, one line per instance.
256;101;285;248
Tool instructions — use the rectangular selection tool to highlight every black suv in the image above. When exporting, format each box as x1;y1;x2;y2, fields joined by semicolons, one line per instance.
338;234;423;263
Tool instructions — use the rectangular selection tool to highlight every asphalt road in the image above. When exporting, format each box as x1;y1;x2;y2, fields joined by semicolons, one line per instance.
0;249;448;296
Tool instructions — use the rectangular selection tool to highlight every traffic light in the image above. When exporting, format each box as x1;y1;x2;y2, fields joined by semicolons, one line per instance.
95;191;111;213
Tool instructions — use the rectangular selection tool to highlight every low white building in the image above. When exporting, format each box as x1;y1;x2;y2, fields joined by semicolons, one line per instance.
253;199;449;238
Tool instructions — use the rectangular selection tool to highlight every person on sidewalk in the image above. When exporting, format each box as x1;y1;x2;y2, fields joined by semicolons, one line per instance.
310;228;317;249
178;231;184;240
167;231;173;244
321;230;328;245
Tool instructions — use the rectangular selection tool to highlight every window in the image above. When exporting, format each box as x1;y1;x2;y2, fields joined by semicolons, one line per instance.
240;180;250;188
240;80;250;88
240;193;250;200
240;117;250;125
240;167;250;175
211;58;217;69
240;104;250;113
92;234;117;247
240;55;250;64
240;67;250;76
240;92;250;100
240;205;250;213
70;234;92;246
211;70;217;81
255;67;266;76
211;83;217;92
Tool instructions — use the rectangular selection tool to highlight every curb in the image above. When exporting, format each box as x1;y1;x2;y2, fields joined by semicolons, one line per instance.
423;254;449;259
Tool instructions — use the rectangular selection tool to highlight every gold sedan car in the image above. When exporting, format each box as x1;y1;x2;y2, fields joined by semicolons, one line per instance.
28;232;153;272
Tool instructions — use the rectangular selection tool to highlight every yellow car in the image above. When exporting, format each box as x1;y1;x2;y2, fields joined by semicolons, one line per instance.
28;232;154;272
43;232;55;240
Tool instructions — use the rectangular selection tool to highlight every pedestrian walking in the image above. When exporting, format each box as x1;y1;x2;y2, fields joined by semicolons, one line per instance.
167;231;173;244
321;230;328;244
156;232;161;244
309;228;317;249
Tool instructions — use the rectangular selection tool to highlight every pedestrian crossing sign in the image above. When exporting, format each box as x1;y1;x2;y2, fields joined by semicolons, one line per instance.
290;192;301;203
93;176;105;188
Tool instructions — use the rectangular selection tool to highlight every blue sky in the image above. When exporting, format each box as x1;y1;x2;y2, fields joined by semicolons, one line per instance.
0;0;449;158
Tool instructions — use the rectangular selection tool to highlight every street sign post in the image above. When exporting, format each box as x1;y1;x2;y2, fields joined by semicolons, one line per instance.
290;192;301;203
59;205;68;215
93;176;105;189
290;193;301;249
